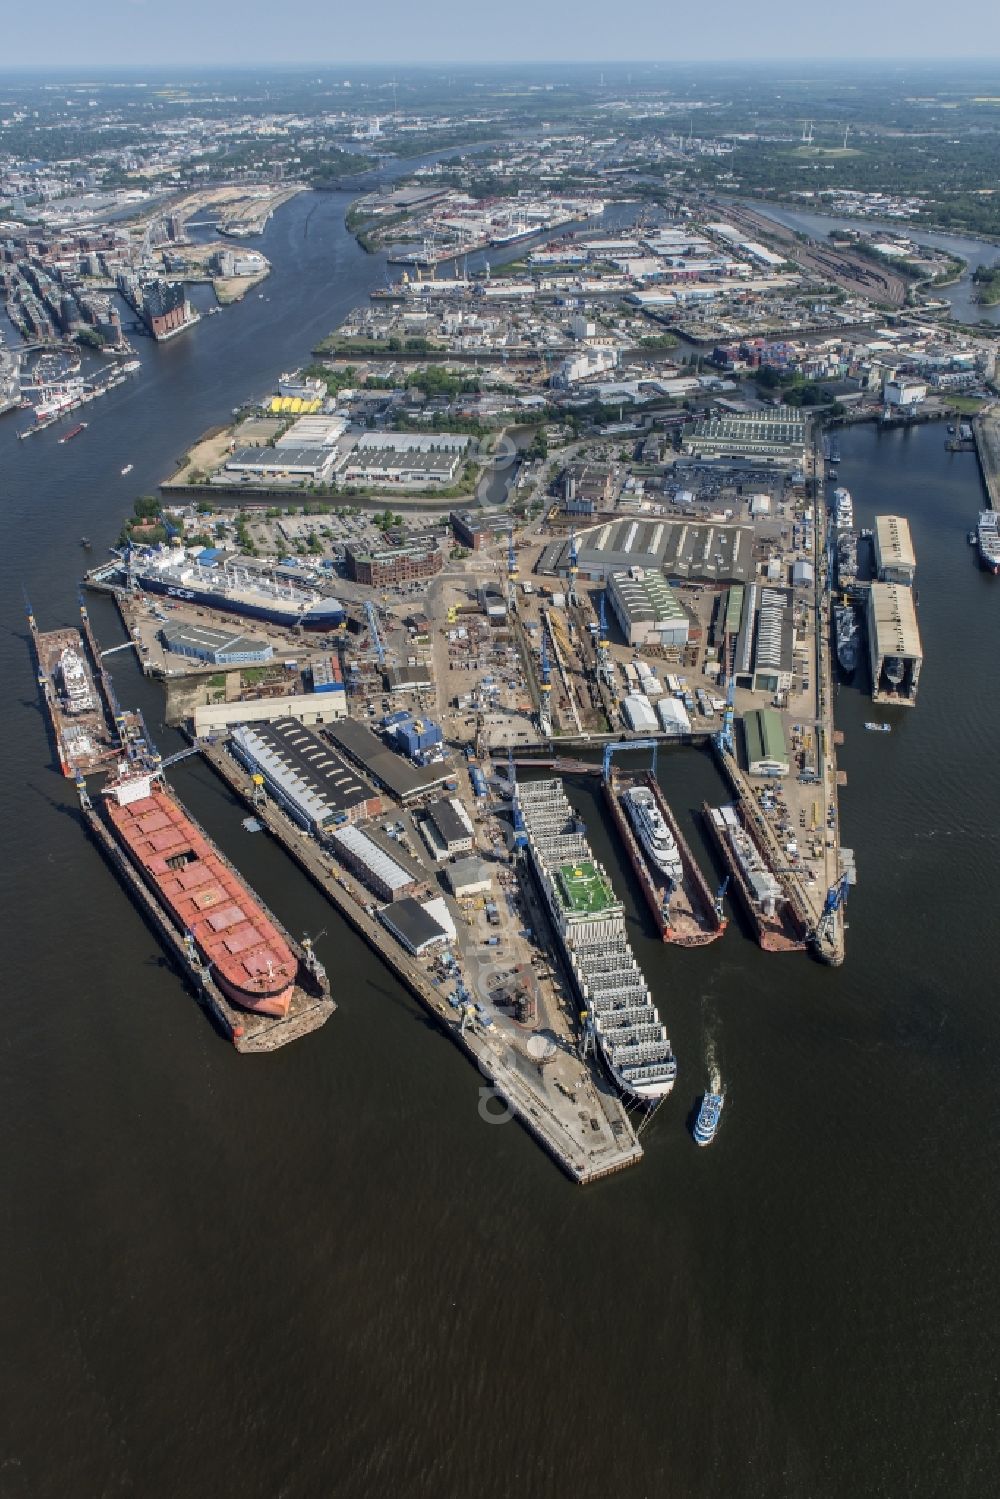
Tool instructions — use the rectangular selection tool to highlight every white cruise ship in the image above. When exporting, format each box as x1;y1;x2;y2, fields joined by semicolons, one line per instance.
516;778;677;1101
624;785;683;885
832;486;854;532
57;646;95;714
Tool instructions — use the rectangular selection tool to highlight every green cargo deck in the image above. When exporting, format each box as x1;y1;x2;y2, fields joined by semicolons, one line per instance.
556;861;617;916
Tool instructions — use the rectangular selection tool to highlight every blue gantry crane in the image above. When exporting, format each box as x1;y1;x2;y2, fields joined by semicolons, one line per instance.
364;599;385;665
714;675;736;759
814;871;850;947
567;527;579;606
602;738;659;782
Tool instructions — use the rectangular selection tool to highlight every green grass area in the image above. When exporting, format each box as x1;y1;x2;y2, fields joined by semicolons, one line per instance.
949;395;986;415
557;861;617;916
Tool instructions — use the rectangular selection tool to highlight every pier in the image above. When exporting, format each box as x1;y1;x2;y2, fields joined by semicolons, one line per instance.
199;738;643;1184
973;405;1000;511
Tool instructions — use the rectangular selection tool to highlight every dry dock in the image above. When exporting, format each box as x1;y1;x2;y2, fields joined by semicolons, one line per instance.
604;770;726;946
199;738;643;1184
78;775;334;1053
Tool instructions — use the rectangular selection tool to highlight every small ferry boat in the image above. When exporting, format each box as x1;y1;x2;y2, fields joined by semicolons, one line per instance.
863;721;891;733
121;463;133;476
694;1092;724;1146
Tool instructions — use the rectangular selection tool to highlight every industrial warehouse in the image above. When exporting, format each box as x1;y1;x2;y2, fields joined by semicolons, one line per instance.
230;718;381;832
325;718;455;802
542;516;756;584
160;621;274;665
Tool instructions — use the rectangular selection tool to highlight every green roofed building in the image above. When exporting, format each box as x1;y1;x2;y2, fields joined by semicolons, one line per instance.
742;708;790;777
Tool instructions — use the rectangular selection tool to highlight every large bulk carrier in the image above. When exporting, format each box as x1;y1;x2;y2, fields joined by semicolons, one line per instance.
516;778;677;1101
78;758;334;1051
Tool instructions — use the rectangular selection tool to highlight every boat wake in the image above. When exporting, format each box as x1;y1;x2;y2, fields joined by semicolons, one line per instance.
703;1012;722;1096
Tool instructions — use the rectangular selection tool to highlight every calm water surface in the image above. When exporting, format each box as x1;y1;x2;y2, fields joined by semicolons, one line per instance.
1;192;997;1499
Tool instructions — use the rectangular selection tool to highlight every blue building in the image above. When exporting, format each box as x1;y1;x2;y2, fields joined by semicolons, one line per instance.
159;622;273;666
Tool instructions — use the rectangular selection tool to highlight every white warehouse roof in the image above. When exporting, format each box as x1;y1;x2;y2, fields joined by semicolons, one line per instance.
623;693;658;733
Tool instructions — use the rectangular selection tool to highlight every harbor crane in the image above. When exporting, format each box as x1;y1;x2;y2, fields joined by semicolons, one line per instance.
538;623;553;738
601;738;659;783
364;599;385;666
714;676;737;759
506;747;528;849
567;528;580;607
506;522;518;611
813;871;850;948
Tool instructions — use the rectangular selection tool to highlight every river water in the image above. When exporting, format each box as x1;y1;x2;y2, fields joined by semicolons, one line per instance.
742;199;1000;325
2;188;998;1499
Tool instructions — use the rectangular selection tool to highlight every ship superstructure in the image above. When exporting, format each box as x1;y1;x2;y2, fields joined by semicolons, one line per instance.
832;487;854;532
516;778;676;1100
118;545;345;630
624;784;683;884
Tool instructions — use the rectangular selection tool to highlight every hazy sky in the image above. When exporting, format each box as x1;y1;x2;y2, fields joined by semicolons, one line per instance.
5;0;1000;67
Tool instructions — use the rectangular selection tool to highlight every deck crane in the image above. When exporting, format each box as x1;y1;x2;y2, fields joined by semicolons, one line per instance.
363;599;385;666
714;676;736;759
813;871;850;949
567;528;580;607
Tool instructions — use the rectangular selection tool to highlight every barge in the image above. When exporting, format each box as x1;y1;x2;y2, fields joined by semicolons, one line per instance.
702;802;807;954
604;770;726;947
77;759;334;1052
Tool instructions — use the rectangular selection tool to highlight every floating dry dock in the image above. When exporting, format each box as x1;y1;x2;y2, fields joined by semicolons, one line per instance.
604;768;726;947
77;763;334;1053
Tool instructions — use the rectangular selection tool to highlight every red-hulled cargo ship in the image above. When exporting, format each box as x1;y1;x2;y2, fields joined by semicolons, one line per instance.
79;760;334;1049
103;769;297;1016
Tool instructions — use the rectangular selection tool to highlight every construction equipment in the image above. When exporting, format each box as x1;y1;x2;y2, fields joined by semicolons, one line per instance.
538;620;553;738
567;527;580;606
363;600;385;666
714;676;736;759
813;872;850;948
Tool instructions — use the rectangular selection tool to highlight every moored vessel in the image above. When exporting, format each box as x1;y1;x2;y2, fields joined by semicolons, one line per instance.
517;777;677;1100
110;544;345;630
834;604;860;676
832;486;853;532
58;422;87;443
604;770;726;947
79;758;334;1050
703;803;807;954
